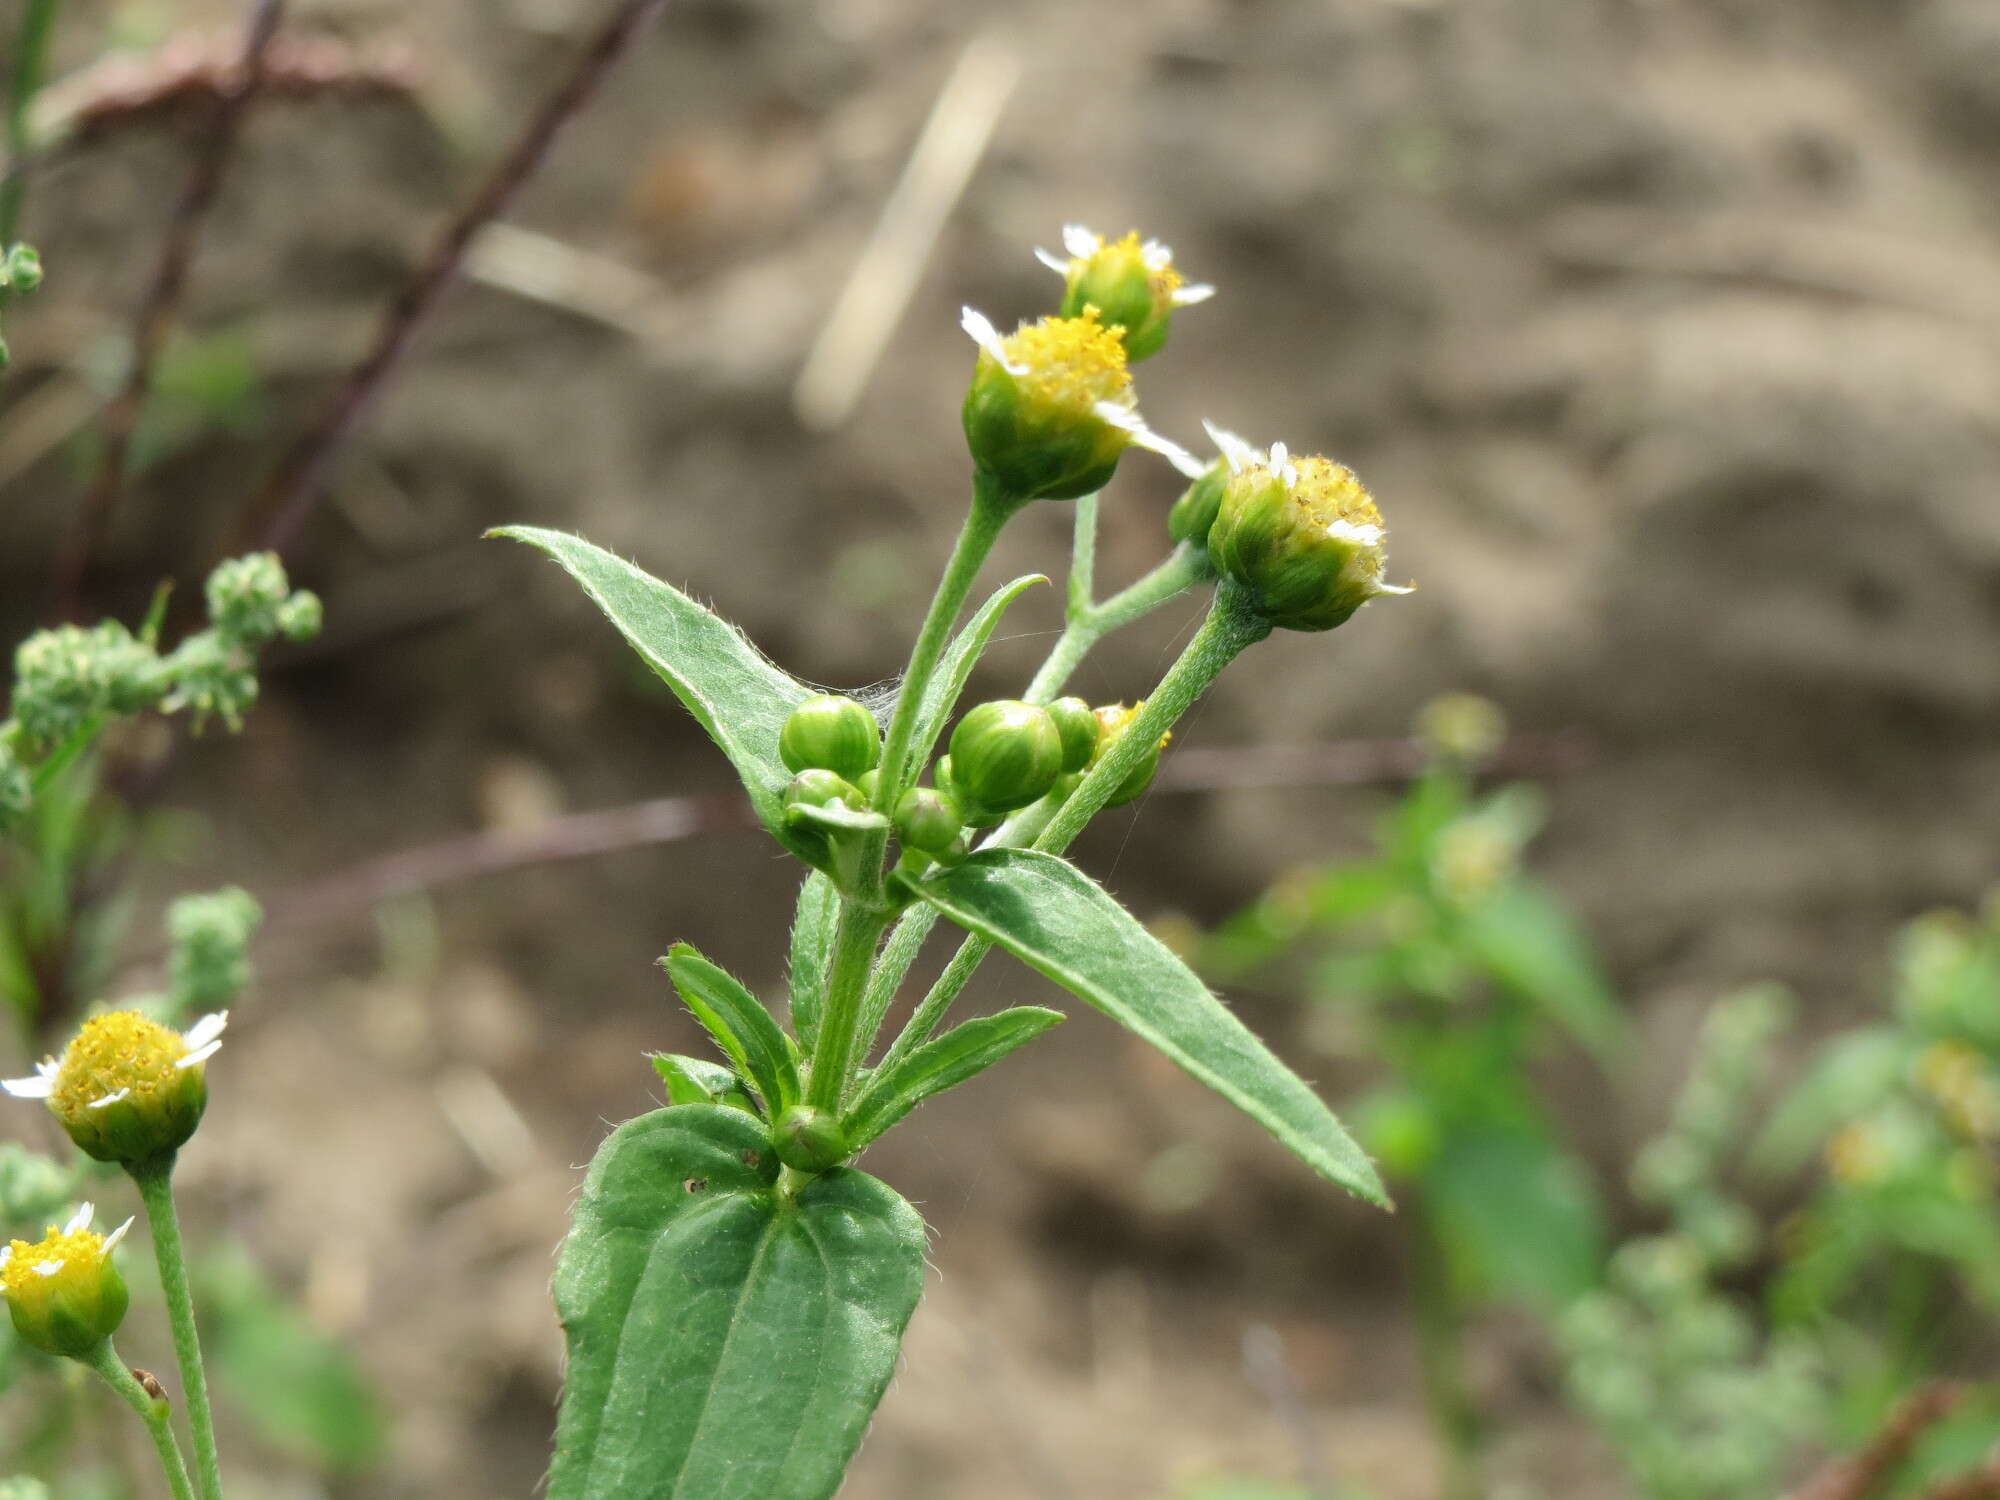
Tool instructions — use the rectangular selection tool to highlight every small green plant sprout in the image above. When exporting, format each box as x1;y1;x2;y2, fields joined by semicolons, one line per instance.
1755;898;2000;1432
498;225;1409;1500
1194;695;1618;1499
1562;986;1830;1500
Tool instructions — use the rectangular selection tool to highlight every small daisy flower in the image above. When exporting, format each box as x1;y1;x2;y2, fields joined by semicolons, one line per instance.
1035;224;1213;360
961;306;1198;503
4;1009;226;1166
1204;427;1412;632
1;1201;134;1356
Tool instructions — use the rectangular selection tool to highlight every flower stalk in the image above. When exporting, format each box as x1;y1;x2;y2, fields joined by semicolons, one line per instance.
131;1161;225;1500
80;1340;198;1500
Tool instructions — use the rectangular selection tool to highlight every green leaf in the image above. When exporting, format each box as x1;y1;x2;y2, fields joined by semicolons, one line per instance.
845;1006;1064;1149
1423;1128;1604;1309
661;945;799;1118
788;872;839;1051
492;527;815;850
196;1247;386;1474
905;573;1046;778
910;849;1389;1207
550;1106;926;1500
651;1053;757;1112
1462;881;1626;1064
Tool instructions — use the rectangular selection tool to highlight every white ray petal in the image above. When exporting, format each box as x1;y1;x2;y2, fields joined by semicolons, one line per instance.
1325;519;1386;546
3;1073;54;1098
960;307;1026;374
1171;282;1216;306
87;1087;130;1109
1202;421;1263;473
1375;581;1416;595
62;1203;94;1235
0;1245;12;1270
176;1040;222;1069
33;1259;62;1276
102;1216;134;1254
1061;223;1099;258
183;1012;229;1050
1140;238;1172;270
1034;246;1069;273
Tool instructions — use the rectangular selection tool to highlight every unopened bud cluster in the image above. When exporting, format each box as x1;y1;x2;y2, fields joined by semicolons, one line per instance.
0;553;321;832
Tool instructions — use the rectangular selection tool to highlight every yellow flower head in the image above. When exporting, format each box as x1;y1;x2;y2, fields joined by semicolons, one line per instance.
1204;426;1412;632
1037;225;1214;361
1088;701;1171;808
961;306;1198;503
5;1009;226;1165
1;1202;132;1356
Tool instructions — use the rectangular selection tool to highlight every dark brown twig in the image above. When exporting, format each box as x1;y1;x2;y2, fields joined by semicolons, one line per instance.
1787;1384;1964;1500
256;791;752;940
240;0;669;556
42;34;419;146
51;0;287;619
248;731;1591;945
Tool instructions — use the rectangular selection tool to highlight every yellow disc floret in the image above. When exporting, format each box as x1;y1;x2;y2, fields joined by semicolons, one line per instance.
963;306;1158;503
51;1011;190;1117
12;1008;227;1166
1;1208;130;1356
1000;309;1133;416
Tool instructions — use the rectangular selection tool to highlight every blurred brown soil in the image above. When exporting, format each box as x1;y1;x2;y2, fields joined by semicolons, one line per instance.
5;0;2000;1494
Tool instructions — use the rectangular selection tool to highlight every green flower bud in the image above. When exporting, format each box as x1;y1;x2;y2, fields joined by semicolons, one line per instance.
1090;702;1168;808
167;887;262;1014
948;700;1063;824
10;622;163;748
772;1105;850;1173
1206;437;1411;632
1045;696;1100;774
1167;458;1229;547
0;748;29;832
4;244;43;295
779;695;881;780
205;552;293;644
961;306;1190;502
2;1204;132;1357
893;786;961;857
3;1009;226;1167
275;591;323;644
1036;225;1213;362
782;768;863;815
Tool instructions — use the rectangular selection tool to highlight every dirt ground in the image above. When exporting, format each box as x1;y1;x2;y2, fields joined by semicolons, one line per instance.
4;0;2000;1495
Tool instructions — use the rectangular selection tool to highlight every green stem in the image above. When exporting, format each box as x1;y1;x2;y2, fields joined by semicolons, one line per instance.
131;1160;224;1500
0;0;61;250
875;476;1018;810
81;1339;198;1500
1065;491;1098;619
1023;543;1206;704
1409;1190;1482;1500
1034;582;1268;855
804;897;889;1113
874;928;991;1074
853;902;940;1056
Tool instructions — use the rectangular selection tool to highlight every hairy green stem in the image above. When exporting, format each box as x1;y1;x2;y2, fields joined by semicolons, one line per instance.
131;1160;224;1500
874;476;1018;810
1023;543;1206;704
0;0;61;250
805;898;889;1113
1033;582;1268;854
81;1340;198;1500
1065;491;1099;619
854;903;940;1055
